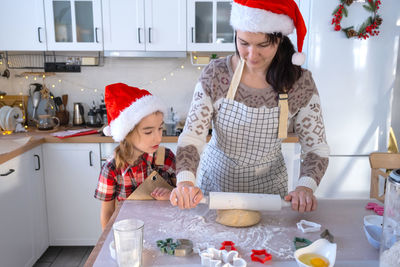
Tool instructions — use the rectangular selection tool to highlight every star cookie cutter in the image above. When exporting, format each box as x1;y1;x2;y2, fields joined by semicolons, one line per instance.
297;219;321;233
199;247;246;267
250;249;272;263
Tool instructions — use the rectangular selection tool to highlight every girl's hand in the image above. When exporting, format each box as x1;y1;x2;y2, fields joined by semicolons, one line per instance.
284;186;317;213
170;181;203;209
151;187;172;201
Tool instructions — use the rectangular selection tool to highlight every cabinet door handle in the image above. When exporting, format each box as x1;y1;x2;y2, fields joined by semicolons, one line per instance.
34;154;40;171
191;27;194;43
37;27;42;43
138;28;142;44
95;27;99;43
1;169;15;176
89;151;93;166
148;27;152;43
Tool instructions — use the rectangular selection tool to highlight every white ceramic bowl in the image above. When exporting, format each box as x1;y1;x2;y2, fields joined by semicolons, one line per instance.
364;215;383;228
294;238;337;267
363;224;381;249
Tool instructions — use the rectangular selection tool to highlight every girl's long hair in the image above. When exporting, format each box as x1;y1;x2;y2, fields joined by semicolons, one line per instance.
235;32;303;93
114;129;138;170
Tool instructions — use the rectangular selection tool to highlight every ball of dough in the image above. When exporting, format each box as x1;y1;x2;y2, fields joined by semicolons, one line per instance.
216;209;261;227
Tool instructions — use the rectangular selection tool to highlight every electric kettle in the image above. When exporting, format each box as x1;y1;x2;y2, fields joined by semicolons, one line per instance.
73;103;85;125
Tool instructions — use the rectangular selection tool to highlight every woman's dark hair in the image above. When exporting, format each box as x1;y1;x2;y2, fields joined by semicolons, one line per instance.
235;32;303;94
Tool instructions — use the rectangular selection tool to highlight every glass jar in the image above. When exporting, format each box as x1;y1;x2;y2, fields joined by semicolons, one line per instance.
380;169;400;267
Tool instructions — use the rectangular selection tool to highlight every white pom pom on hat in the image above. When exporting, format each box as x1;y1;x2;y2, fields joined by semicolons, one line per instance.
230;0;307;66
103;83;167;142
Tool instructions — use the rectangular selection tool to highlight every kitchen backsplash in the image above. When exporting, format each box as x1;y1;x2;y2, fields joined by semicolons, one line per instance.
0;55;203;123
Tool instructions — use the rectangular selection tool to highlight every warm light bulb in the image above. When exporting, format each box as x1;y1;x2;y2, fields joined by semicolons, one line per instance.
50;96;54;99
197;67;201;70
42;74;46;78
193;56;198;60
58;79;61;83
181;65;184;69
34;77;37;81
24;125;28;129
94;89;98;92
0;61;2;65
25;76;28;79
19;92;22;95
81;88;84;91
19;103;22;107
52;84;55;88
170;73;174;76
0;96;3;99
23;116;25;119
163;77;167;81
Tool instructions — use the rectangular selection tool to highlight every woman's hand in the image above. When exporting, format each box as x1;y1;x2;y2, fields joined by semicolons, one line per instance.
169;181;203;209
151;187;172;201
284;186;317;213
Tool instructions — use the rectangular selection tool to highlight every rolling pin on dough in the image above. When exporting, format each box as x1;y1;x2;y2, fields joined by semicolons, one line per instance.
199;192;291;211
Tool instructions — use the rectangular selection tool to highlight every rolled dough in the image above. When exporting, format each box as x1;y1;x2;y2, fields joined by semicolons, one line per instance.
216;209;261;227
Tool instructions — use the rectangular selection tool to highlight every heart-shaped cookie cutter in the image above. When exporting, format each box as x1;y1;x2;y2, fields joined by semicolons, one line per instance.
199;247;246;267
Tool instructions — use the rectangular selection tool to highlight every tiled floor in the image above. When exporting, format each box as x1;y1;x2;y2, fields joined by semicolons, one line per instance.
33;246;94;267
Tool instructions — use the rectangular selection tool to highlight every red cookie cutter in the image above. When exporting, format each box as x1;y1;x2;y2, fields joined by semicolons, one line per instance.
366;202;384;216
219;241;237;251
250;249;272;263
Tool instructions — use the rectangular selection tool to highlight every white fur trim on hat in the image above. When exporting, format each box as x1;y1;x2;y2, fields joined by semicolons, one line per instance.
292;52;306;66
109;95;167;142
230;2;294;35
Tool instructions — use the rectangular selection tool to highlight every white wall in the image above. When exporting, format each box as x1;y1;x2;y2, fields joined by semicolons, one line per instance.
0;55;201;123
391;38;400;142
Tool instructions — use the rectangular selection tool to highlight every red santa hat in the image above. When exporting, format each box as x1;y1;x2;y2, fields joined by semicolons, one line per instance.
230;0;307;66
103;83;167;142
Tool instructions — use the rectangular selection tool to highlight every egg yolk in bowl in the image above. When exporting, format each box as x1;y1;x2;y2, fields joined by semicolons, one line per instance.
298;253;329;267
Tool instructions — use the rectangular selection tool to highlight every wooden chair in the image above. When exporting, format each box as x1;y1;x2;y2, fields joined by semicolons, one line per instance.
369;152;400;202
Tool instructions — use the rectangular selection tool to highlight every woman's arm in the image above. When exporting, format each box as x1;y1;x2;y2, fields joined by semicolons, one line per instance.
100;200;115;230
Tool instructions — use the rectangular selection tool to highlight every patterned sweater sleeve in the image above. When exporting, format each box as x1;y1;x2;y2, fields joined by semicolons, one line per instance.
176;65;214;185
293;72;330;192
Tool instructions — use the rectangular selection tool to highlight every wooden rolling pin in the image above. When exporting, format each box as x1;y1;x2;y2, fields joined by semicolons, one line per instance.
200;192;291;211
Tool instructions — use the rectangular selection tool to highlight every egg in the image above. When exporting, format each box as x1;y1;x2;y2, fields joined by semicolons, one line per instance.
298;253;329;267
294;239;337;267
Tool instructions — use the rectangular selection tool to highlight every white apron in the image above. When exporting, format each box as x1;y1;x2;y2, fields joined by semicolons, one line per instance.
198;58;288;197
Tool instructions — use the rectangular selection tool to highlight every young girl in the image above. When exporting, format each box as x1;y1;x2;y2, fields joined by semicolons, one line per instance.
95;83;176;229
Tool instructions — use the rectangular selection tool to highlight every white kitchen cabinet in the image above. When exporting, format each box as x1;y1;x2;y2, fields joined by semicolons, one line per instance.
0;148;48;267
42;143;101;245
29;146;49;261
187;0;234;52
103;0;186;52
0;0;46;51
44;0;103;51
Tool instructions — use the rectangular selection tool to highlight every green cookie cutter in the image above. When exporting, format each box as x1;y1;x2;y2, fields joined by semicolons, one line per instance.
293;237;312;250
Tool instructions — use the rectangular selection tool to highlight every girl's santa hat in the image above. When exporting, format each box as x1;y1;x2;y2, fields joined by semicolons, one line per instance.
230;0;307;66
103;83;167;142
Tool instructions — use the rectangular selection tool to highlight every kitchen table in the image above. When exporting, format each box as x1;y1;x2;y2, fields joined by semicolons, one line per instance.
85;199;379;267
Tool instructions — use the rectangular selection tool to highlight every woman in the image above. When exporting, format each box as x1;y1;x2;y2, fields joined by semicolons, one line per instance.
170;0;329;213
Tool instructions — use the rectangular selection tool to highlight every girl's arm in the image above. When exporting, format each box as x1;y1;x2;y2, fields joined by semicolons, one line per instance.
100;199;115;230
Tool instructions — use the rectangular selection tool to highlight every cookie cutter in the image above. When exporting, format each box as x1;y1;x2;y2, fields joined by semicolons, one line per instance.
193;242;214;254
365;202;384;216
250;249;272;263
220;241;237;251
199;247;246;267
293;237;312;250
156;238;193;256
320;229;334;243
297;219;321;233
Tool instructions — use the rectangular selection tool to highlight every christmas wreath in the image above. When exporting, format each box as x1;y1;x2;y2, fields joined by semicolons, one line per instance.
332;0;382;39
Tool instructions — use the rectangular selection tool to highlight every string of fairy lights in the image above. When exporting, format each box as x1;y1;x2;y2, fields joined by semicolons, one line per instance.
12;59;204;95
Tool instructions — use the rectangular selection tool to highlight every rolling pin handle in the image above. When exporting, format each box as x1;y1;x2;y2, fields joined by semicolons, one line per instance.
199;196;209;205
281;199;291;208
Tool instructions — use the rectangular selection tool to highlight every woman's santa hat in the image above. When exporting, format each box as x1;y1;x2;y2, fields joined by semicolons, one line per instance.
230;0;307;66
103;83;167;142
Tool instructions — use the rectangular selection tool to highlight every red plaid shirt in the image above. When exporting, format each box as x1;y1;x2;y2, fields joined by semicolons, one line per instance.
94;148;176;201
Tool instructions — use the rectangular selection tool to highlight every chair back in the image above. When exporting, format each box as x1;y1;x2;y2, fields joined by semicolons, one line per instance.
369;152;400;202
